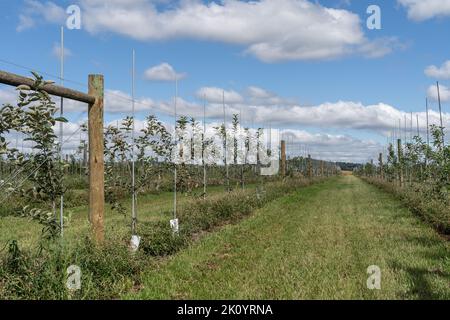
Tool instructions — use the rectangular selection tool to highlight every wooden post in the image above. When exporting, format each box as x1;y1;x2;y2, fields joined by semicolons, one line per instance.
321;161;324;177
280;140;286;177
397;139;403;188
308;154;312;178
88;75;105;244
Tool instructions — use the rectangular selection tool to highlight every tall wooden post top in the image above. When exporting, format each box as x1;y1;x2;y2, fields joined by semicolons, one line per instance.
280;140;286;177
88;75;104;99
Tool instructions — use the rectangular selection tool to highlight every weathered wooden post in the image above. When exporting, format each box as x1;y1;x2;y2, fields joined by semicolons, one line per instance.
88;75;105;244
0;70;104;242
280;140;286;177
397;139;403;188
321;161;324;177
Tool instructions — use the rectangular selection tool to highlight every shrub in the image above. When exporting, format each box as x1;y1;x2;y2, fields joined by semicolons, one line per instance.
139;221;188;257
362;177;450;235
0;238;147;300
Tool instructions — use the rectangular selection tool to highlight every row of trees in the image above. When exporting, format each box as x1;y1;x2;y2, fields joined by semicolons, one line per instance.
1;74;341;240
357;125;450;200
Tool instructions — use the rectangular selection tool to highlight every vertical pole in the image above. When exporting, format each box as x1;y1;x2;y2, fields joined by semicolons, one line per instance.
379;153;383;180
397;139;403;188
416;114;420;137
280;140;286;177
59;26;65;237
223;91;230;191
240;106;244;189
416;114;422;179
437;82;445;146
321;160;324;177
425;98;430;169
88;74;105;244
83;141;87;168
131;49;137;235
404;115;407;143
173;77;178;220
426;98;430;147
308;154;312;178
203;95;207;198
410;112;413;142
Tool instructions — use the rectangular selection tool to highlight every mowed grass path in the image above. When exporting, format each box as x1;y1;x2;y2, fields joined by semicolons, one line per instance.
129;175;450;300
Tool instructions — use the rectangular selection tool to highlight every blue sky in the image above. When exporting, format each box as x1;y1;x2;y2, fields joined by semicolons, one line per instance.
1;0;450;162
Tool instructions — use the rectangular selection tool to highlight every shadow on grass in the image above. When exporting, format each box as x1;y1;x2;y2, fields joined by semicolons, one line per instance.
389;244;450;300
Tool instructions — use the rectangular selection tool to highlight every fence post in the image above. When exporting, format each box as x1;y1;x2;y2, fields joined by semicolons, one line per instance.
88;75;105;244
280;140;286;177
308;154;312;178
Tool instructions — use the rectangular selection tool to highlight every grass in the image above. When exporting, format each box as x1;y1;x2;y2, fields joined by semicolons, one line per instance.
128;175;450;300
0;178;312;299
0;184;256;251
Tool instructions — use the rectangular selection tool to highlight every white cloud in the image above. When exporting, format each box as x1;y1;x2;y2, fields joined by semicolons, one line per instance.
196;87;244;104
358;37;403;59
425;61;450;79
427;83;450;102
4;84;449;137
246;86;292;106
144;63;186;81
52;42;73;59
104;90;156;113
0;88;17;105
20;0;398;62
398;0;450;21
17;0;66;32
17;14;35;32
1;87;155;114
4;84;449;163
281;129;382;163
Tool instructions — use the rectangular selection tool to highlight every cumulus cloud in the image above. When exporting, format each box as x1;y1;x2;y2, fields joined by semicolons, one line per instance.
427;83;450;102
425;61;450;79
144;63;186;81
4;83;448;136
19;0;398;62
17;14;35;32
17;0;66;32
0;88;17;105
3;85;446;163
149;85;450;135
1;87;155;114
196;87;244;104
398;0;450;21
52;42;73;59
281;129;382;163
246;86;294;106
